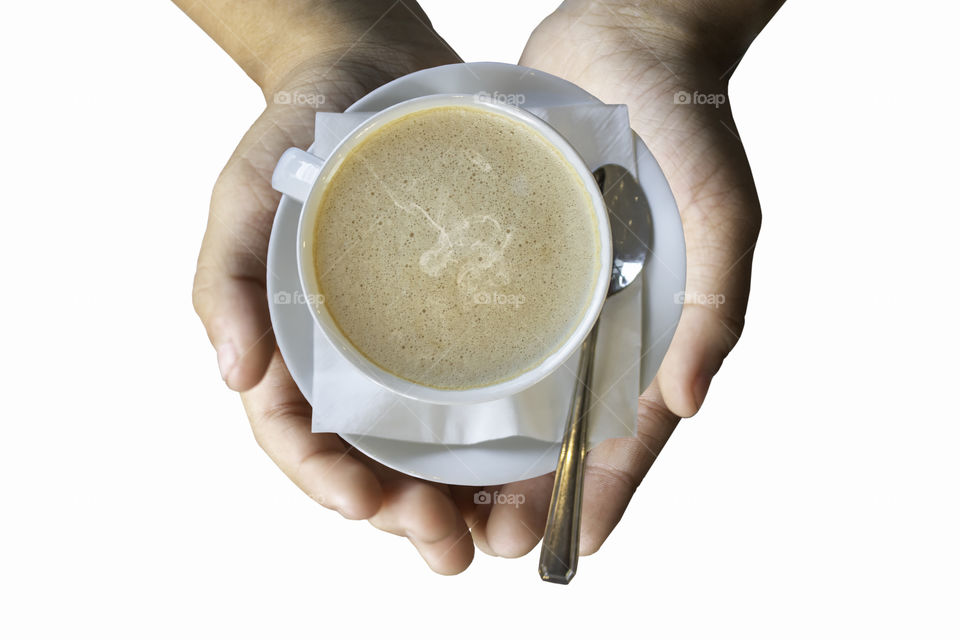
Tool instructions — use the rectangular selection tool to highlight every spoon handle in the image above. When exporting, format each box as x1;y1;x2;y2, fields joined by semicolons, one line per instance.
539;321;600;584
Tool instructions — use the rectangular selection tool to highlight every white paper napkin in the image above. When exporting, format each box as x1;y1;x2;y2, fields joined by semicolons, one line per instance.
309;101;643;447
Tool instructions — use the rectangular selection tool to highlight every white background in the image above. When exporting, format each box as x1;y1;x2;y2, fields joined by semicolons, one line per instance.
1;1;958;637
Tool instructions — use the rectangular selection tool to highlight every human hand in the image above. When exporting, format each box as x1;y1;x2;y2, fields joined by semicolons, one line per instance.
186;1;479;574
467;0;779;559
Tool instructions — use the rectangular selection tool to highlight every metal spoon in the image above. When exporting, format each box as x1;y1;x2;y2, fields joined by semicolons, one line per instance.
539;164;653;584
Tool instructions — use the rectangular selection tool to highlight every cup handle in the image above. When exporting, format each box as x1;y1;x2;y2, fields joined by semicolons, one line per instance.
271;148;327;202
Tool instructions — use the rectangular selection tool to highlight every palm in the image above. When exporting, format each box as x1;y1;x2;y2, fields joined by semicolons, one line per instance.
519;8;761;354
467;6;763;558
195;51;481;574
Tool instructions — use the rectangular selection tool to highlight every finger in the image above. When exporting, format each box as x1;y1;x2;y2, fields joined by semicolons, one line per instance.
408;503;475;576
367;473;474;575
193;104;315;391
449;485;483;529
483;474;555;558
579;381;679;555
657;121;762;417
241;348;382;520
452;486;497;557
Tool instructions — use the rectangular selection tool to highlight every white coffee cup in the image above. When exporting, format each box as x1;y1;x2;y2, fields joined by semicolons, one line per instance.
271;94;612;404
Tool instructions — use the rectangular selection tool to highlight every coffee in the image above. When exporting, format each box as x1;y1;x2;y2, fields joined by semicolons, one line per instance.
311;105;601;389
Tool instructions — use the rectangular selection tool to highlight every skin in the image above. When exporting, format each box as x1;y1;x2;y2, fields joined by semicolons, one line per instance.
180;0;783;574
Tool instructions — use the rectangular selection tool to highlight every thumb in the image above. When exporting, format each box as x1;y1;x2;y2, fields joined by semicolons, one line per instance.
193;108;309;390
657;138;762;417
658;299;746;418
193;259;275;391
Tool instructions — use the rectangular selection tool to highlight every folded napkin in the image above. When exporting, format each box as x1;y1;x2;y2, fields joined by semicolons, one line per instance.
309;101;643;447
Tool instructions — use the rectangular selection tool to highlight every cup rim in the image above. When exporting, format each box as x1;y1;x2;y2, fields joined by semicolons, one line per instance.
296;93;613;405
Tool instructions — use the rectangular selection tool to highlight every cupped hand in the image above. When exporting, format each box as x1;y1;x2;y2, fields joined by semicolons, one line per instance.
469;0;774;559
193;0;776;573
192;27;483;573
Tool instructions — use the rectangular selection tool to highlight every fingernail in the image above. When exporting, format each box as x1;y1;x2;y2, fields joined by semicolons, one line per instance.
693;373;712;410
217;342;238;384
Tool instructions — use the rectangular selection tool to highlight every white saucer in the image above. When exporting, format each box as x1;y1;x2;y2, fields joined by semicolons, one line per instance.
266;62;685;486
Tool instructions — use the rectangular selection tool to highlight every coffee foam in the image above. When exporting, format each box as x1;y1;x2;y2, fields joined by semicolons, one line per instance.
312;106;600;389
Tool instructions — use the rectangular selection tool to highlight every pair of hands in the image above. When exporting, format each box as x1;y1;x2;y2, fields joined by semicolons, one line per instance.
188;0;774;574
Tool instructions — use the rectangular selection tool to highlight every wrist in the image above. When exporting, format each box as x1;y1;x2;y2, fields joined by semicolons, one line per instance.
256;2;458;102
176;0;458;103
264;42;455;113
551;0;780;78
